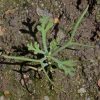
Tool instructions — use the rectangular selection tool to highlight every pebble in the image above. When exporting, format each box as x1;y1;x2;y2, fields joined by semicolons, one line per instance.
0;96;5;100
36;7;52;17
44;96;49;100
85;97;91;100
4;90;10;96
78;88;86;96
0;26;6;36
98;79;100;87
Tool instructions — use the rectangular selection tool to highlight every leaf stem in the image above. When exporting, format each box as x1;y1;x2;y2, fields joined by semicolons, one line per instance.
69;5;89;42
52;41;71;56
52;5;89;56
42;30;48;54
2;55;40;63
71;42;95;48
41;62;66;93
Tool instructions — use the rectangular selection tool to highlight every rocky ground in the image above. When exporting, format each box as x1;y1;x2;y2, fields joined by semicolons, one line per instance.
0;0;100;100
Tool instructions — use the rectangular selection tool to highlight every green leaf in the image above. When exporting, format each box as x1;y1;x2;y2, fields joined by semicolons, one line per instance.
62;60;76;67
39;16;50;29
50;39;58;52
37;16;53;33
45;19;53;33
70;5;89;41
58;60;76;75
37;26;42;31
2;55;40;62
59;65;75;75
50;57;76;75
27;42;34;51
52;5;89;56
37;16;54;53
27;42;44;54
34;42;40;50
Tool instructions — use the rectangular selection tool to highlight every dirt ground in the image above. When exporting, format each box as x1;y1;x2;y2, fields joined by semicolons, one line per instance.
0;0;100;100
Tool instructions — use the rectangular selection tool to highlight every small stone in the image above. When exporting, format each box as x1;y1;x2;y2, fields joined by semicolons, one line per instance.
28;80;33;84
23;74;29;79
21;79;24;86
98;79;100;87
36;7;52;17
4;90;10;96
44;96;49;100
0;26;6;36
0;96;5;100
78;88;86;96
41;3;44;7
86;97;91;100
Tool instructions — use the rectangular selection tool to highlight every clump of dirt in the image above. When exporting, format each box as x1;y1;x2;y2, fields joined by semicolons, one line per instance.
0;0;100;100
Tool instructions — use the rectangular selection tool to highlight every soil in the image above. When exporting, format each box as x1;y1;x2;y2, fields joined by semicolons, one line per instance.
0;0;100;100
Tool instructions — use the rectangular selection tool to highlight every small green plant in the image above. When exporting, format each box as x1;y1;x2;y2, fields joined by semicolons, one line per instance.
2;5;93;92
